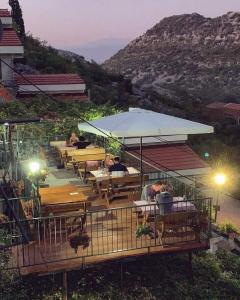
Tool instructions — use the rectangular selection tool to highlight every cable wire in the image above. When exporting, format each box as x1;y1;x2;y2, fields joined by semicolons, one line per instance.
0;57;214;190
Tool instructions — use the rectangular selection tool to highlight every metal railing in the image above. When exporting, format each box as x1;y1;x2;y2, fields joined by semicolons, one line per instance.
1;197;212;270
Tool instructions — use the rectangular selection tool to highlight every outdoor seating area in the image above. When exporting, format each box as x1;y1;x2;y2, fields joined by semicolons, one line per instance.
0;108;214;275
0;135;212;276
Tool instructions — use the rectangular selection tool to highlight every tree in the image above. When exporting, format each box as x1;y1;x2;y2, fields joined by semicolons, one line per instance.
8;0;25;39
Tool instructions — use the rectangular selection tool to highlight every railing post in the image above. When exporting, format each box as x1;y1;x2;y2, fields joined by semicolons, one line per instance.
140;137;143;189
209;198;212;238
63;271;68;300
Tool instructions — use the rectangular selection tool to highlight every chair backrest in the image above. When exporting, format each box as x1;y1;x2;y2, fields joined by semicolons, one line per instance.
111;175;141;186
67;147;105;157
71;153;106;163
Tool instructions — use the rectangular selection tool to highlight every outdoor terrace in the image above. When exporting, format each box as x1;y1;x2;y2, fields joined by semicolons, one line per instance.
1;138;212;276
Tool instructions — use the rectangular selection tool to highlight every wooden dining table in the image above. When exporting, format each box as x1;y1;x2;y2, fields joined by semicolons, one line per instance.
39;184;92;213
134;197;196;223
90;167;140;181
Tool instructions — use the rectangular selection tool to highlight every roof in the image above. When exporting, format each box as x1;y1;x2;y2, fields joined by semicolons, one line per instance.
78;108;214;138
0;84;13;103
206;102;226;109
0;9;11;17
0;28;22;46
224;103;240;111
125;144;208;173
15;74;85;85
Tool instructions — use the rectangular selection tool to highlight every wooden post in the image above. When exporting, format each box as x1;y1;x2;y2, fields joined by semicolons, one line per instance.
140;137;143;189
188;252;193;283
63;271;68;300
120;261;123;296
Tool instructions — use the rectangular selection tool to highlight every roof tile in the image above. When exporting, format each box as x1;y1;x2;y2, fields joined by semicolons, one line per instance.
125;144;208;173
0;9;11;17
0;28;22;46
15;74;85;85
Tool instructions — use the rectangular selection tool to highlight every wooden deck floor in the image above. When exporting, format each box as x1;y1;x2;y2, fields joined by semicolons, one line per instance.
9;202;209;276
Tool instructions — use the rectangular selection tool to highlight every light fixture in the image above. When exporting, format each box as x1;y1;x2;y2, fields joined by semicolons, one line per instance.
214;173;226;186
29;161;40;174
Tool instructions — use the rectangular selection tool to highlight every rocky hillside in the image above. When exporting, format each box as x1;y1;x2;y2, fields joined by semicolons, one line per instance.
103;12;240;104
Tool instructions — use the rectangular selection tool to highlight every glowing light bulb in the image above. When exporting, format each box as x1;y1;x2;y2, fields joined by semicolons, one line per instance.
214;173;226;186
29;161;40;174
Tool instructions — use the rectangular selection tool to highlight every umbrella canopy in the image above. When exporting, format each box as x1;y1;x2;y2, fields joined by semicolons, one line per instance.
78;108;214;138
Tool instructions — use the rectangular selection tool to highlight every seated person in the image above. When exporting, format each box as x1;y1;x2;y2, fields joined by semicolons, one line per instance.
141;181;166;201
108;156;128;175
73;136;91;149
156;185;173;215
66;132;79;147
104;154;114;168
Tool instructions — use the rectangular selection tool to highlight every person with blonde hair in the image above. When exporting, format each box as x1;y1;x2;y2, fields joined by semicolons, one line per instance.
104;154;114;168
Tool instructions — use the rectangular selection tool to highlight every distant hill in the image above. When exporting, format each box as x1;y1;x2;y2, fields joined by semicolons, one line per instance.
103;12;240;105
69;38;130;63
20;35;133;106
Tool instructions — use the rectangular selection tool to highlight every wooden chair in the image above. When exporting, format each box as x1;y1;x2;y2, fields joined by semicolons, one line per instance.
155;211;202;245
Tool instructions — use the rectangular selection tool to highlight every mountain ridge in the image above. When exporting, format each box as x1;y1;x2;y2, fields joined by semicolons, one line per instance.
103;12;240;104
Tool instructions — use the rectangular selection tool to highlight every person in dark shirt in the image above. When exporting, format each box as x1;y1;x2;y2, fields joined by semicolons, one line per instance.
108;157;128;174
141;181;166;201
73;136;91;149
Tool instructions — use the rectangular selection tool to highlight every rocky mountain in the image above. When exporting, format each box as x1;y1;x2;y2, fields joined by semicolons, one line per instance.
103;12;240;105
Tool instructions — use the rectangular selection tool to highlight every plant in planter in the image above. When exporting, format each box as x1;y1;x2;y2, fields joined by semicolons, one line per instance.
218;222;239;239
69;232;90;253
136;224;154;239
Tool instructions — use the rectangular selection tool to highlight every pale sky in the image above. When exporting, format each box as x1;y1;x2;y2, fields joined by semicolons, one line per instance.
2;0;240;48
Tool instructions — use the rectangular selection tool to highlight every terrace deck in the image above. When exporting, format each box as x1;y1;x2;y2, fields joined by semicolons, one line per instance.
6;151;211;276
11;202;209;276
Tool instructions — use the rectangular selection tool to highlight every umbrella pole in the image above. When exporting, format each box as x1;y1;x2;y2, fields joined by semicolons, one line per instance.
140;137;143;189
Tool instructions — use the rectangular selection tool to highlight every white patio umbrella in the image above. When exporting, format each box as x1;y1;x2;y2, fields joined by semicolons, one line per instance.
78;108;214;186
78;108;213;138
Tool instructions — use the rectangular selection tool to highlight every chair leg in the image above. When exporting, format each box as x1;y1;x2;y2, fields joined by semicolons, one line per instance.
105;192;110;208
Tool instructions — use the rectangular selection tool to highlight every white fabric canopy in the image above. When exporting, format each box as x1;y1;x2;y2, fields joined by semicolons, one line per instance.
78;108;214;138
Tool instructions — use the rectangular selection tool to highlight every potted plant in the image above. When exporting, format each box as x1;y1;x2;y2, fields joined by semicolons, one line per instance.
69;232;90;253
136;224;154;239
218;222;239;240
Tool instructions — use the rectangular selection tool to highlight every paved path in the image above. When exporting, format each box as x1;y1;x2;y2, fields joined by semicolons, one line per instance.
217;193;240;229
202;188;240;229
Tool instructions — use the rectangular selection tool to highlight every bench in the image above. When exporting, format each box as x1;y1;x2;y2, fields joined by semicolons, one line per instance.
154;211;208;245
68;148;106;179
101;175;148;207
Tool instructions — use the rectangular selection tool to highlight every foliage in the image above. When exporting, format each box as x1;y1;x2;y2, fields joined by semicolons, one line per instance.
11;251;240;299
0;100;120;137
136;224;153;238
0;229;27;300
27;169;47;183
9;0;25;39
218;221;239;235
69;233;90;253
